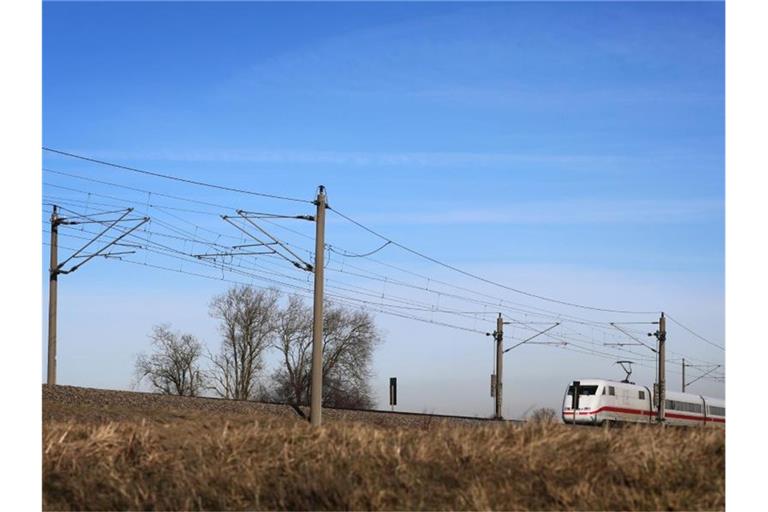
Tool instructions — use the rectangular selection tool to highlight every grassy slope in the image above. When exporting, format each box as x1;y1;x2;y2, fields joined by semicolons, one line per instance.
43;389;725;511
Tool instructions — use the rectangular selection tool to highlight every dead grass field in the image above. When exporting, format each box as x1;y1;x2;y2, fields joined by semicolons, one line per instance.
42;386;725;511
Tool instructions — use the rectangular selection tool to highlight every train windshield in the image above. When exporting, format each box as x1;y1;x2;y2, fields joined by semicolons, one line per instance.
567;385;598;396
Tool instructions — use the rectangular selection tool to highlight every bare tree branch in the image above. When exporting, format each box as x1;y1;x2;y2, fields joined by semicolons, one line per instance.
134;324;204;396
208;286;279;400
271;296;382;409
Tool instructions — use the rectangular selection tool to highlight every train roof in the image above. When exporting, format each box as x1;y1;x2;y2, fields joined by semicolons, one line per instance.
570;378;644;387
667;390;725;405
570;378;724;404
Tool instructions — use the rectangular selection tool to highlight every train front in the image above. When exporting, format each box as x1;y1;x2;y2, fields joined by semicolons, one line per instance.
562;379;603;425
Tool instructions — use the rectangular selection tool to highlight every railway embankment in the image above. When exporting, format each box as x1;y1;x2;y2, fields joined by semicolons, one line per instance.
43;384;500;428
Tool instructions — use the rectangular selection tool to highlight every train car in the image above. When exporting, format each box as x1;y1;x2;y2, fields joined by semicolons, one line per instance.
561;378;724;428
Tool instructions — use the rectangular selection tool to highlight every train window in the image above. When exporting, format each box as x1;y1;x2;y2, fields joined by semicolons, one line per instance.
709;405;725;416
638;391;645;400
667;400;702;413
609;386;615;396
567;385;598;395
602;387;606;395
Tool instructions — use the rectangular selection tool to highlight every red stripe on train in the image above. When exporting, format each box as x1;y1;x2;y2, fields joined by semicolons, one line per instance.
566;406;725;423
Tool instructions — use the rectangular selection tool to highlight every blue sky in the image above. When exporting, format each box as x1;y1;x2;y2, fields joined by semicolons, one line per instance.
42;1;724;418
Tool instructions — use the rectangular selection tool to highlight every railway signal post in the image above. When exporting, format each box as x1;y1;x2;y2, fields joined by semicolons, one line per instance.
682;358;686;392
652;312;667;423
389;377;397;411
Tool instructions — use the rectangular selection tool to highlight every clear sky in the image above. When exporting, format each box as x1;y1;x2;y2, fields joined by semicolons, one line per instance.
42;1;724;419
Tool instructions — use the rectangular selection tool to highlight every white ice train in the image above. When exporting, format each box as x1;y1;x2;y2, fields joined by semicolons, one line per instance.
562;379;725;428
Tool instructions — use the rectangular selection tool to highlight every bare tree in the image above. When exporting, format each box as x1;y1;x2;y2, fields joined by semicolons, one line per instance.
272;294;313;404
528;407;559;424
271;296;381;409
134;324;204;396
209;285;279;400
322;302;380;408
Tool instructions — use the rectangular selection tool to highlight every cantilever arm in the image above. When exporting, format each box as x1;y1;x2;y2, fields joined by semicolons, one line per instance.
504;322;561;353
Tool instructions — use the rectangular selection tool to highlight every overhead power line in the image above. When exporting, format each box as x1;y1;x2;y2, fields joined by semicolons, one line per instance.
41;177;723;374
504;323;561;353
666;314;725;351
44;168;234;211
42;235;719;381
327;206;659;315
43;210;494;334
43;201;722;372
328;241;392;258
42;175;659;324
43;147;312;204
44;168;321;250
45;204;721;372
609;322;658;353
222;211;313;271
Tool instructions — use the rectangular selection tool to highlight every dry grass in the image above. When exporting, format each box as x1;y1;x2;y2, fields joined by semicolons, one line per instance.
43;413;724;511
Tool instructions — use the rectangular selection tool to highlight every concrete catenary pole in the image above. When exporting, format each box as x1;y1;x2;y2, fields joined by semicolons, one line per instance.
47;206;59;385
310;186;327;426
657;312;667;423
495;313;504;420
